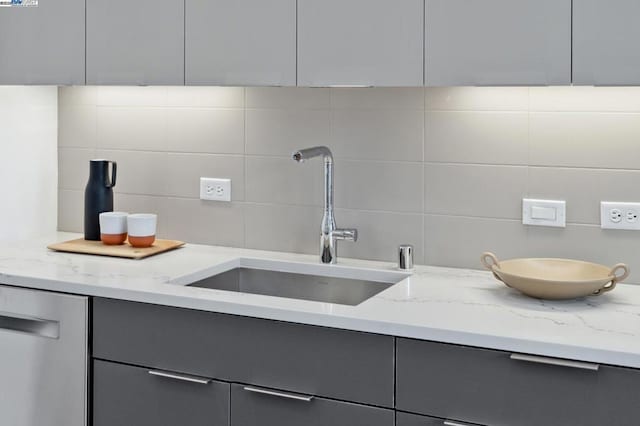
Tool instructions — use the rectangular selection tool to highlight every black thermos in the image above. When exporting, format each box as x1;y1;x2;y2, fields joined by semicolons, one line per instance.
84;159;117;241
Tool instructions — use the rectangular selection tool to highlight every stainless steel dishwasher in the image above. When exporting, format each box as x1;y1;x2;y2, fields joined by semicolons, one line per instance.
0;285;88;426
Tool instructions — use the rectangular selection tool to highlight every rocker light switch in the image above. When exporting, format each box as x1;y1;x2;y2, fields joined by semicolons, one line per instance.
522;199;566;228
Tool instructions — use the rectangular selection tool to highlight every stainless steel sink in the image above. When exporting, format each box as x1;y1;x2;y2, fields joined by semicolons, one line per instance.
185;261;409;306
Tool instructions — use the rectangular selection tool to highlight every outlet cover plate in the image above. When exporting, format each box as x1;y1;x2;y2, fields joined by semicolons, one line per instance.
601;201;640;230
522;199;566;228
200;178;231;202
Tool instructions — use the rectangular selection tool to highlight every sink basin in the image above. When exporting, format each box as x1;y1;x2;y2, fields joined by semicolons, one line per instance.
183;259;409;306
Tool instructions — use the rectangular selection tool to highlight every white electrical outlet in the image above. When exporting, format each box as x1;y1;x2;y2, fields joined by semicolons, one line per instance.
601;202;640;230
200;178;231;202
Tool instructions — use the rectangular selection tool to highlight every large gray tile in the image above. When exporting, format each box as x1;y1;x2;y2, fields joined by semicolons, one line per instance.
424;215;529;269
528;167;640;225
335;209;424;263
246;87;330;109
245;157;322;206
425;87;529;111
166;86;245;108
165;108;244;154
58;148;96;191
163;198;245;247
94;150;168;196
526;224;640;285
425;164;527;219
58;105;98;148
246;109;330;156
0;86;57;108
245;203;321;254
58;190;84;233
58;86;98;106
113;193;168;237
530;112;640;169
165;154;245;200
529;87;640;112
97;107;168;151
425;111;529;165
331;109;423;161
330;87;424;110
96;86;168;107
334;161;423;213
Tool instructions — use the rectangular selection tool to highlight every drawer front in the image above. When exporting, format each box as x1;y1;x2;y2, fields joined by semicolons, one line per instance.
397;412;445;426
93;298;394;407
93;359;229;426
397;339;640;426
231;383;394;426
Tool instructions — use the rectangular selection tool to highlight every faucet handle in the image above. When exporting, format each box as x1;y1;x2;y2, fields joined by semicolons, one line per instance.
333;229;358;242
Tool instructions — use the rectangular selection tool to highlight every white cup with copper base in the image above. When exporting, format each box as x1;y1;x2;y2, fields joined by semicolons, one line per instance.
127;214;157;248
99;212;129;245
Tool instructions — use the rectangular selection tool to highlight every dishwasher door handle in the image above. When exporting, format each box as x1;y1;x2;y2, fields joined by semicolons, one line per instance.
0;312;59;339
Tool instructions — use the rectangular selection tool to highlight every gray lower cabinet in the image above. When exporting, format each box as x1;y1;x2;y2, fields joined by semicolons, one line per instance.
397;338;640;426
86;0;184;85
0;0;84;84
573;0;640;85
92;298;394;407
297;0;424;87
425;0;571;86
93;359;230;426
185;0;296;86
396;412;448;426
231;383;394;426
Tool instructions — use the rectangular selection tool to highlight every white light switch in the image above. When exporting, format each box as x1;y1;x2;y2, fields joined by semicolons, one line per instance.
522;199;566;228
531;206;557;221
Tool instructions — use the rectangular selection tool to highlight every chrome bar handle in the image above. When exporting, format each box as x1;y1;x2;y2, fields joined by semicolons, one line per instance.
444;421;475;426
243;386;314;402
148;370;211;384
510;353;599;371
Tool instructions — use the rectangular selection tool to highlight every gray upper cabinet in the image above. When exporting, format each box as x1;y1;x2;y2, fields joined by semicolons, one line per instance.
0;0;84;85
297;0;424;87
573;0;640;85
425;0;571;86
86;0;184;85
186;0;296;86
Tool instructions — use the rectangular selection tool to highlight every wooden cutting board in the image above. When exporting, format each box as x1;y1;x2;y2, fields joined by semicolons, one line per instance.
47;238;185;259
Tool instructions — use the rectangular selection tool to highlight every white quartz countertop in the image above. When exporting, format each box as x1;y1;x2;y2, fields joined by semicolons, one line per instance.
1;233;640;369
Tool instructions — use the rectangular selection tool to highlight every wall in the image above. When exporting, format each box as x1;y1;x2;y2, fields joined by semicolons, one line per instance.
58;86;640;282
0;86;57;241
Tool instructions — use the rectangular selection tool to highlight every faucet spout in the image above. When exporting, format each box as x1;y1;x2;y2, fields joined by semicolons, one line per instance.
292;146;357;264
292;146;333;163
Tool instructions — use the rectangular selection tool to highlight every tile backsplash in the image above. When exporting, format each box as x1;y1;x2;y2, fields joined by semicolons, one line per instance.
58;86;640;282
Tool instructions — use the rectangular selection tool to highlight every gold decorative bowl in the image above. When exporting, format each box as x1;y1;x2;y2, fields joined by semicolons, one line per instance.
481;252;630;300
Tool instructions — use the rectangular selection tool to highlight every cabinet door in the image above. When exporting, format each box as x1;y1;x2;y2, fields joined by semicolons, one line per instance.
93;298;394;408
86;0;184;85
0;0;84;84
230;384;394;426
573;0;640;85
93;360;230;426
297;0;423;87
397;338;640;426
186;0;296;86
425;0;571;86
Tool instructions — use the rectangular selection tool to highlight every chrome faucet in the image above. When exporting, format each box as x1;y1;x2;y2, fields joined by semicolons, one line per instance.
292;146;357;264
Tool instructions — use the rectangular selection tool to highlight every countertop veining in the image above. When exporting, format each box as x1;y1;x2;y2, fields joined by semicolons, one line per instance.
1;233;640;369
